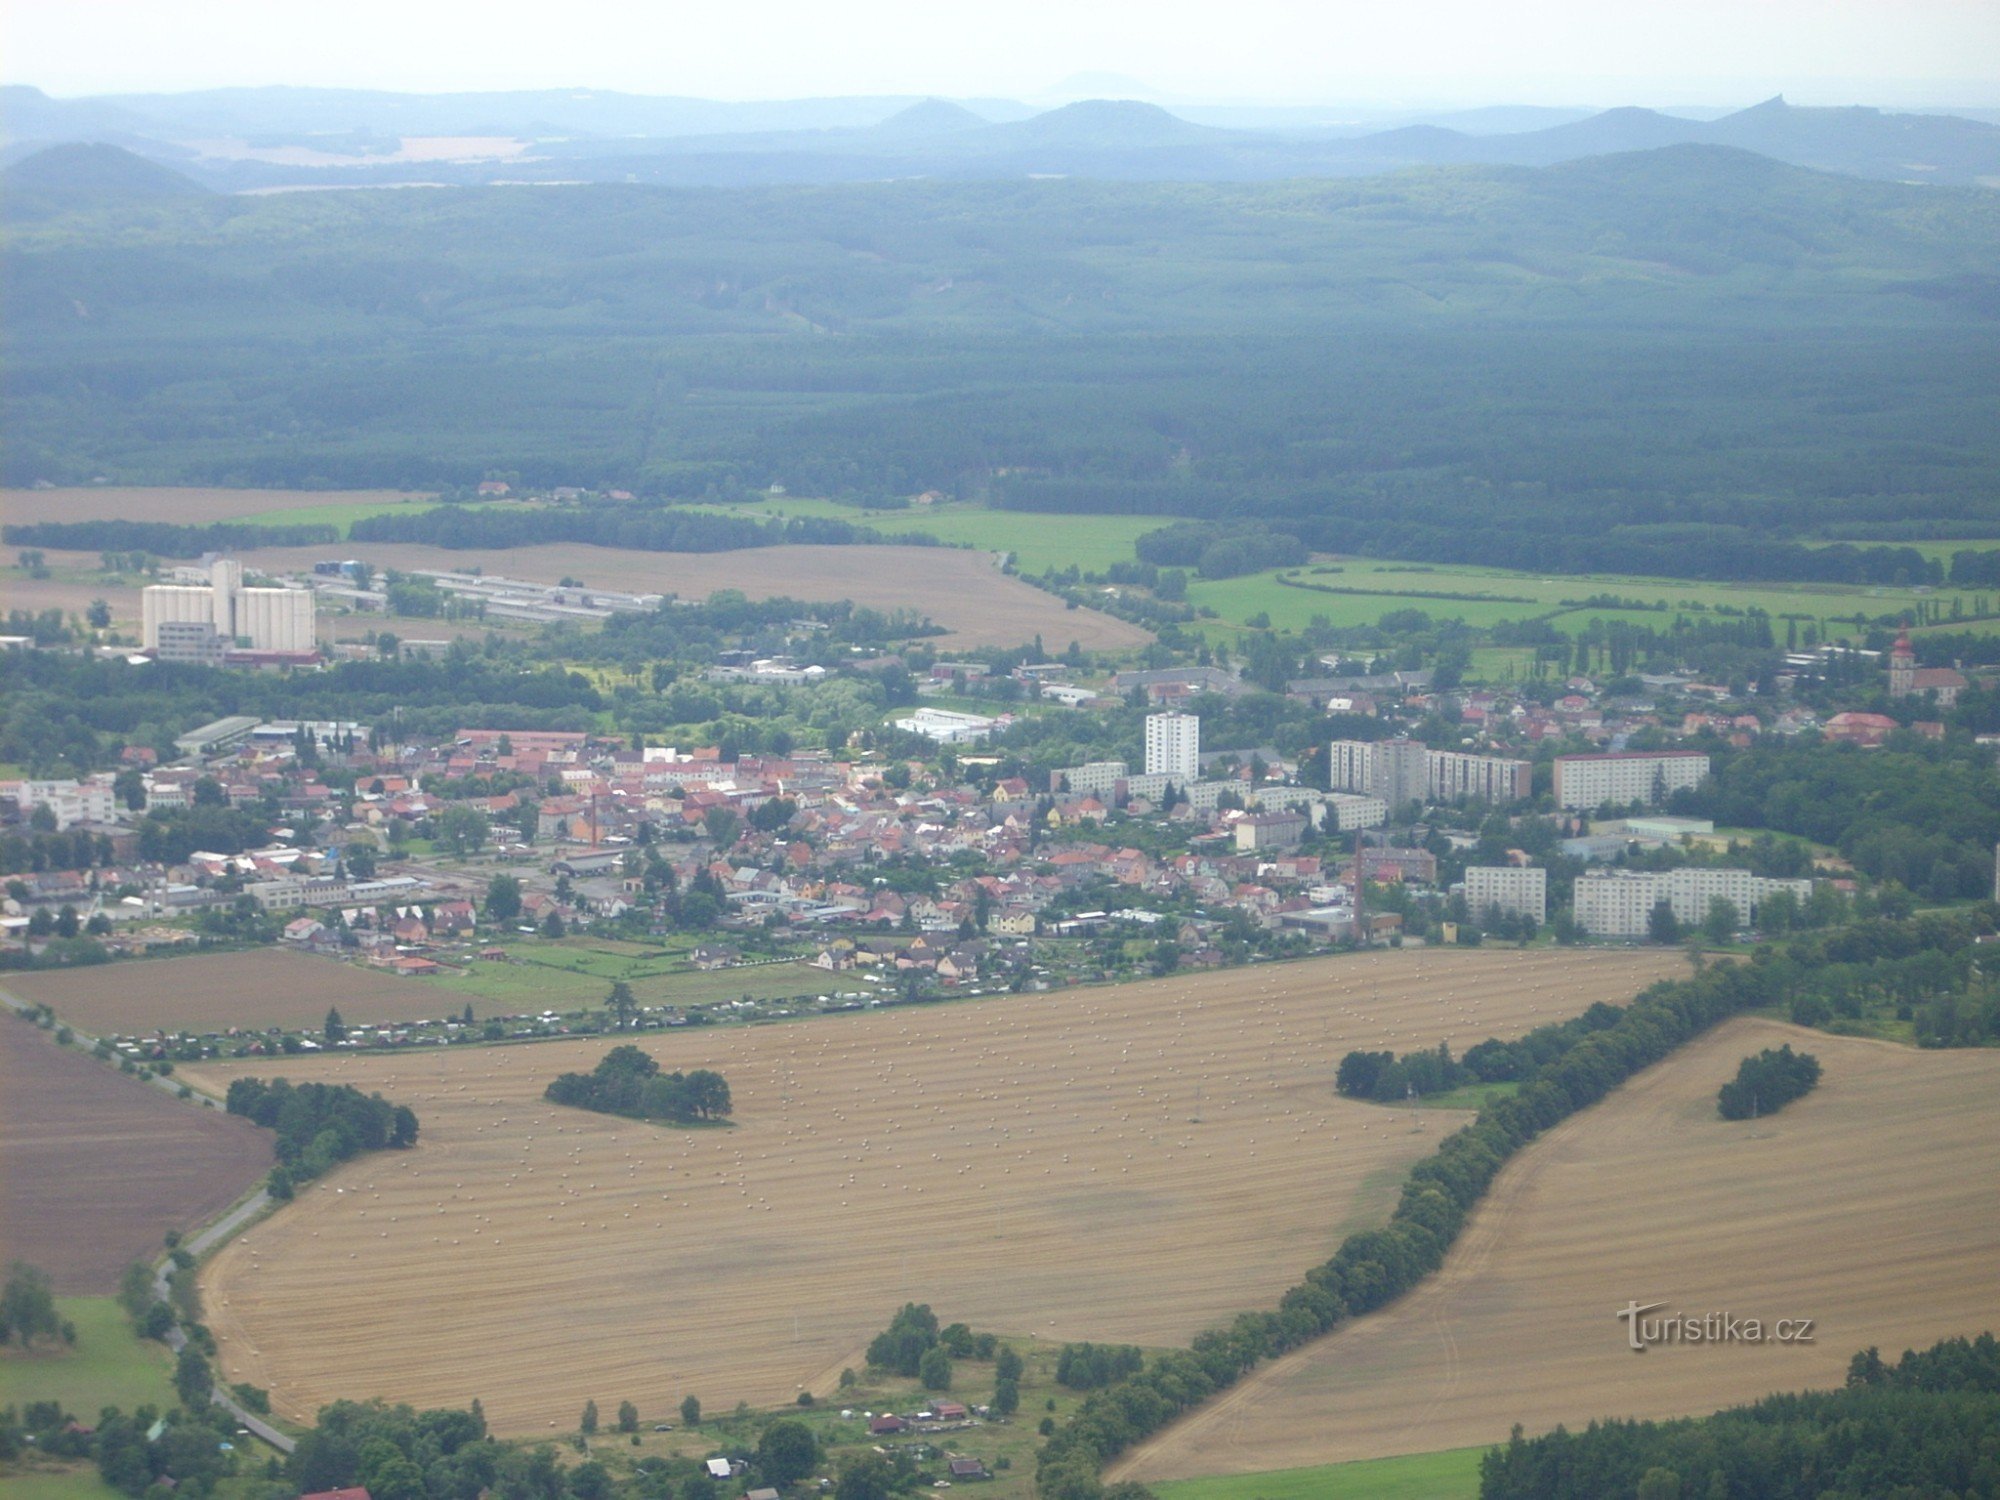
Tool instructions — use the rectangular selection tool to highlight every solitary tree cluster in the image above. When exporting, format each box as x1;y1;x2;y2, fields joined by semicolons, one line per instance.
1717;1044;1822;1120
545;1045;731;1125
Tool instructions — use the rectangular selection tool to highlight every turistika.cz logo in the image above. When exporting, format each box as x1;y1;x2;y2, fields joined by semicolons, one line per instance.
1616;1301;1816;1352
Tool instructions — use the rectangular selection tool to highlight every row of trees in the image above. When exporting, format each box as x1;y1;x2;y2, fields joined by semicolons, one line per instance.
224;1076;419;1195
1717;1043;1821;1120
1035;955;1796;1500
1479;1333;2000;1500
544;1045;732;1125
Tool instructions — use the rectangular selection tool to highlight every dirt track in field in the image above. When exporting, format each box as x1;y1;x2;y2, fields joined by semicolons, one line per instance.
180;947;1682;1434
1113;1018;2000;1483
7;949;464;1035
0;1014;272;1293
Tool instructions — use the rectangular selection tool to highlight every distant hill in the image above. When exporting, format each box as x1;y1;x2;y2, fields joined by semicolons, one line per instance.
0;141;209;220
5;84;1998;192
978;99;1226;152
872;99;989;137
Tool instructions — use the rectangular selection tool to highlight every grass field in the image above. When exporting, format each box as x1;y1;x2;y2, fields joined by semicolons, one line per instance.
1114;1018;2000;1483
183;947;1684;1434
679;497;1157;575
0;1018;271;1293
1153;1447;1484;1500
0;486;433;526
5;948;469;1034
0;1469;129;1500
1187;557;1994;643
0;1298;177;1416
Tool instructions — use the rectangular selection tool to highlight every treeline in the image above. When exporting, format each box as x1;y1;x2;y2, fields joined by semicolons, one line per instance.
1335;1042;1476;1102
1674;738;2000;902
1717;1043;1820;1119
1133;521;1308;580
3;1398;242;1500
0;647;607;777
0;826;118;874
224;1076;418;1196
1479;1333;2000;1500
1;519;339;555
1034;958;1782;1500
544;1044;732;1124
1056;1342;1145;1391
1769;911;2000;1047
349;502;901;554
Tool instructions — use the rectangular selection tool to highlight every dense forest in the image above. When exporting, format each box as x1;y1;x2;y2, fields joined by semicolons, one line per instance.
6;146;1998;580
1479;1333;2000;1500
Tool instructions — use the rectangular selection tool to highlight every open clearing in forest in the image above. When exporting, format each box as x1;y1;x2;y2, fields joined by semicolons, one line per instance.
6;949;461;1035
228;540;1152;651
0;1016;271;1294
179;947;1683;1434
1114;1018;2000;1485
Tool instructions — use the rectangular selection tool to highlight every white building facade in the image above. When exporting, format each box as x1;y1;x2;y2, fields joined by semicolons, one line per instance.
1465;865;1547;925
1572;867;1811;938
1145;712;1200;781
1551;751;1709;811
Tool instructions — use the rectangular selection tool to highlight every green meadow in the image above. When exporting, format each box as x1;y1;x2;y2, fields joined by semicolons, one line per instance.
1152;1446;1485;1500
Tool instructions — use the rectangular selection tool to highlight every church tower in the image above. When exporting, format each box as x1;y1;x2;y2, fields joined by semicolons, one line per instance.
1888;629;1916;697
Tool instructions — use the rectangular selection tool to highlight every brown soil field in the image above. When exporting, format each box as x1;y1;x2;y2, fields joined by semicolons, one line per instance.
2;487;426;525
0;1015;272;1293
1114;1017;2000;1484
180;947;1683;1433
6;949;466;1035
229;540;1152;651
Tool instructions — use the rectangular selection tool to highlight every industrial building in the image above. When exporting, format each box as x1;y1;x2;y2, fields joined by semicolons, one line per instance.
143;558;316;656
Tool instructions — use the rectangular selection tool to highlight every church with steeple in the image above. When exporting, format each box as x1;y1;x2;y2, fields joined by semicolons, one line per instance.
1888;629;1967;706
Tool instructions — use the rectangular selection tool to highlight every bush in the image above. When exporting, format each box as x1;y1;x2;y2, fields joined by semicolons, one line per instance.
1718;1044;1821;1119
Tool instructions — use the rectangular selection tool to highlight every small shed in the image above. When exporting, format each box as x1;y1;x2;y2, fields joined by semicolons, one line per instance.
868;1414;908;1435
948;1459;990;1480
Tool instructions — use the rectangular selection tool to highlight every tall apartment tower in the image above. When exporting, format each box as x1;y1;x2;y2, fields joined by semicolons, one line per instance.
1374;738;1430;812
1144;712;1200;782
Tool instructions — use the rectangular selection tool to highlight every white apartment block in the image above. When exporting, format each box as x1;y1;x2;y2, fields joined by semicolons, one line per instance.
1326;792;1388;830
1552;751;1709;811
1572;867;1811;939
1330;740;1531;808
1465;865;1547;925
5;777;117;830
1145;712;1200;781
1053;761;1130;798
1429;749;1534;803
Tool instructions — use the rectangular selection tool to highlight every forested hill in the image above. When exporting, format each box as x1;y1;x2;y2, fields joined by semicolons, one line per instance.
5;144;1999;569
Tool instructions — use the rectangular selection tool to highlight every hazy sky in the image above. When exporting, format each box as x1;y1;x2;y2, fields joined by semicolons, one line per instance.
11;0;2000;105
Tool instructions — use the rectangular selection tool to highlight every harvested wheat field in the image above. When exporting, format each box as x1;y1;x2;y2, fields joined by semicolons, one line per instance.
1114;1017;2000;1485
181;947;1682;1433
8;949;462;1035
1;486;426;525
0;1016;271;1292
231;540;1151;651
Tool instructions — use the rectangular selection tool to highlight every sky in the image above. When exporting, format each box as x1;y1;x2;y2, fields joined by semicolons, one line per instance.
10;0;2000;106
